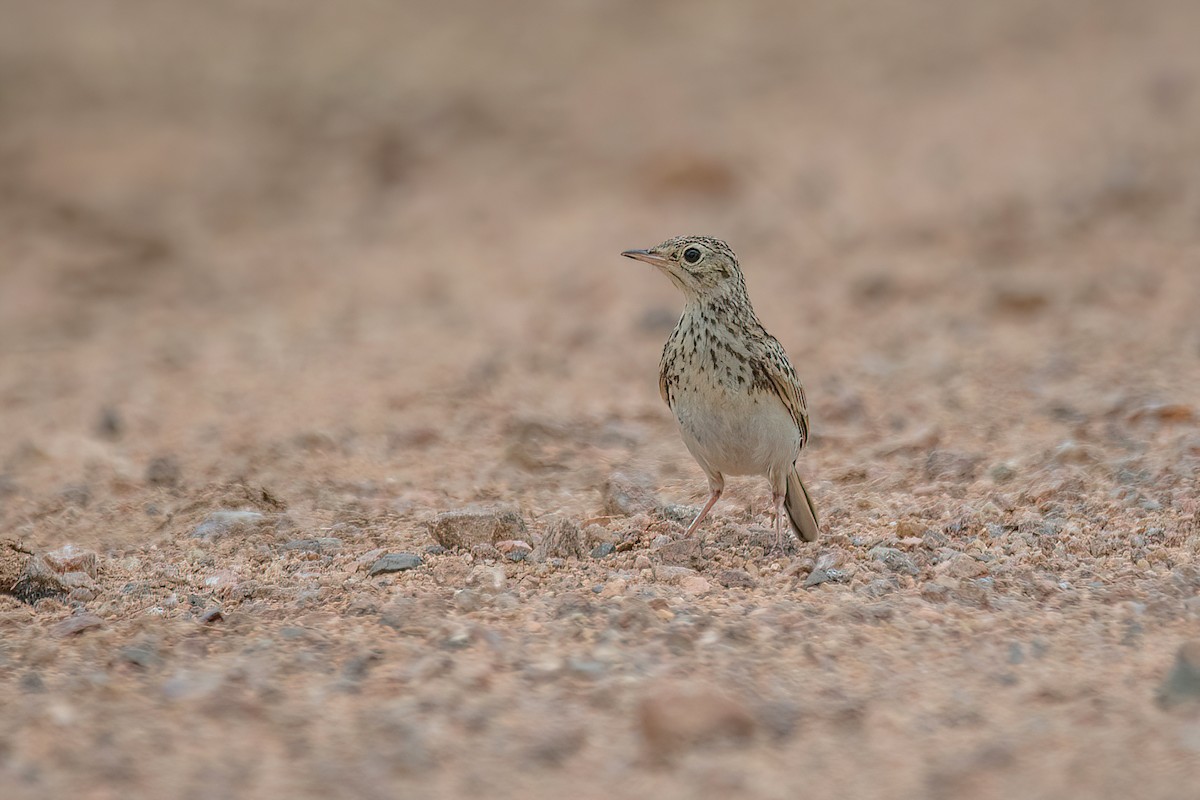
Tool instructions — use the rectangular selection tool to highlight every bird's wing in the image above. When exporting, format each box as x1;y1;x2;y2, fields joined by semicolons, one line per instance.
754;334;809;447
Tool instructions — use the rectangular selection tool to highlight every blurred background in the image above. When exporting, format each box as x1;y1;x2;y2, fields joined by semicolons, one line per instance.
2;1;1199;798
2;0;1198;460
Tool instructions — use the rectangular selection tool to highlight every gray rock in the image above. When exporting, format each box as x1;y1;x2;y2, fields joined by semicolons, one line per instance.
1158;641;1200;708
368;553;424;575
717;569;757;589
429;508;527;550
145;455;182;487
590;542;615;559
191;510;266;540
869;546;919;576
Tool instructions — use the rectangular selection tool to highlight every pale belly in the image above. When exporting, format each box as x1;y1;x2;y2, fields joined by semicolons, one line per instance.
671;384;801;479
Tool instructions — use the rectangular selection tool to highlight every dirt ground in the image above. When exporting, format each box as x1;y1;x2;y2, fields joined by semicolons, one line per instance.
2;1;1200;798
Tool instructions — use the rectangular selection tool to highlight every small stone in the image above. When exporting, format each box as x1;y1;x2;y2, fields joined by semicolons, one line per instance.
895;519;925;539
925;450;981;483
1052;440;1101;465
453;589;482;612
96;406;123;439
869;546;919;576
679;576;711;596
717;569;756;589
1158;642;1200;708
145;455;182;487
656;538;701;567
9;555;69;604
600;577;628;598
58;484;91;507
654;565;699;584
634;555;651;570
369;553;424;575
638;683;757;760
590;542;615;559
52;614;104;637
496;539;533;558
119;644;162;669
429;507;527;551
936;553;987;579
989;463;1017;483
803;568;831;588
600;471;660;516
42;545;99;578
424;543;447;556
660;504;698;525
532;517;586;561
1129;403;1195;424
467;565;507;593
470;543;501;560
282;537;344;554
198;607;224;624
191;510;266;540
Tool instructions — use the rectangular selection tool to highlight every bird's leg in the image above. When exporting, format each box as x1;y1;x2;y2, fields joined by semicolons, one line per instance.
773;492;789;552
684;484;723;537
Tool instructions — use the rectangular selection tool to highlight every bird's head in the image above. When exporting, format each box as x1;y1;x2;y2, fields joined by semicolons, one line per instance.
621;235;745;300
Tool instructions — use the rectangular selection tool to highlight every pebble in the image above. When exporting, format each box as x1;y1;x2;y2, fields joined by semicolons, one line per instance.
600;578;628;598
191;510;266;540
145;455;182;487
467;565;507;593
679;576;711;596
591;542;615;559
936;553;988;579
869;546;919;576
199;607;224;624
429;507;527;551
532;517;586;560
368;553;424;576
282;537;344;554
1158;641;1200;708
453;589;482;612
496;540;533;561
654;565;698;583
637;683;757;760
656;538;701;567
600;471;660;516
717;569;756;589
42;544;99;578
119;644;163;669
634;555;652;570
52;614;105;637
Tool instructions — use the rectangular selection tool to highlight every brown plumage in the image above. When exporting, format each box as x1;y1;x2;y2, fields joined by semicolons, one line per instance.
622;235;819;547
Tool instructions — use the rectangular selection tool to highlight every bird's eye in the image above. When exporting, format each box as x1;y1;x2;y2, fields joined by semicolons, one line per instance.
682;247;702;264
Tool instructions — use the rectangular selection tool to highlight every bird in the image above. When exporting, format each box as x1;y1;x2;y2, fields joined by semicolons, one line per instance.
621;235;819;548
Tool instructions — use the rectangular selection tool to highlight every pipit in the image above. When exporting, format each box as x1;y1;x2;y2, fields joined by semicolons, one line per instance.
621;235;819;547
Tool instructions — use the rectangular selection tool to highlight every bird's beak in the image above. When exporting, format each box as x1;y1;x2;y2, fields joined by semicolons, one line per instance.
621;248;670;267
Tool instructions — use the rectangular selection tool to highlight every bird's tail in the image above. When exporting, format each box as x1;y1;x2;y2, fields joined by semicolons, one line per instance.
785;467;820;543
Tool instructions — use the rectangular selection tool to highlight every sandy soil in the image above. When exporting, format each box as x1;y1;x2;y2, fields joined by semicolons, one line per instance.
2;1;1200;798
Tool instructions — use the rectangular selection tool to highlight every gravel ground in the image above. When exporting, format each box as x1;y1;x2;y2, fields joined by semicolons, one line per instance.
2;2;1199;798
